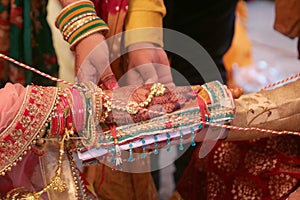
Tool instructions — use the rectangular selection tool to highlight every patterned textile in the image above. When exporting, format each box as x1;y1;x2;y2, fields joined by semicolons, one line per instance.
176;134;300;200
0;0;59;87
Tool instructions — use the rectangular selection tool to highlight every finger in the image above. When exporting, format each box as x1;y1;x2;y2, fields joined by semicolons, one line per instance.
153;64;175;88
100;75;119;90
230;87;244;99
78;40;110;84
76;60;98;83
100;67;119;89
119;68;145;86
134;63;159;84
154;49;175;88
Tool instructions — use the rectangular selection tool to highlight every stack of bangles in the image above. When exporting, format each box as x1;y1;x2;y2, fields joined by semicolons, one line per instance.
55;0;109;50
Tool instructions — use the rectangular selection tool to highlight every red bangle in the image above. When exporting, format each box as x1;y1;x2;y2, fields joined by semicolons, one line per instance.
57;103;65;136
71;88;84;132
51;110;59;137
65;88;77;132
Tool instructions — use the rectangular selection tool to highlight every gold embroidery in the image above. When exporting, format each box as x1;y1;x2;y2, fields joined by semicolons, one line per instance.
231;177;262;200
0;86;58;175
207;172;225;199
244;149;277;175
213;142;240;172
267;136;300;157
236;93;279;126
268;174;297;200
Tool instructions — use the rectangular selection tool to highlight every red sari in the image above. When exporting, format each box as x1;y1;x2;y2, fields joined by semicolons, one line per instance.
176;135;300;200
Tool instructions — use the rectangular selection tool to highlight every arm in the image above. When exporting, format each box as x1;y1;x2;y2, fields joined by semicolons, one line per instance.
122;0;174;87
227;79;300;140
57;0;117;88
0;83;26;132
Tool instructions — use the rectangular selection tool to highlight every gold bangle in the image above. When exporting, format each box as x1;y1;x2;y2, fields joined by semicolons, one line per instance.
95;88;103;124
62;12;96;32
55;0;95;29
63;15;99;41
69;25;109;50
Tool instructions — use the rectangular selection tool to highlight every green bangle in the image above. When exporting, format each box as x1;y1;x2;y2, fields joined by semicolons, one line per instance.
68;19;108;44
57;4;95;30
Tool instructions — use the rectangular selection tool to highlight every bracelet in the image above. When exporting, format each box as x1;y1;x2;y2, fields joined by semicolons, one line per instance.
57;103;65;136
64;88;76;131
71;88;85;132
100;96;112;123
63;15;99;40
56;0;95;30
55;0;109;51
51;110;59;137
95;87;103;124
69;19;108;50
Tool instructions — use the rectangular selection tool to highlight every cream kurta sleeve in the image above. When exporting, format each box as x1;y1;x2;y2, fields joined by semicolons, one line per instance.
227;79;300;140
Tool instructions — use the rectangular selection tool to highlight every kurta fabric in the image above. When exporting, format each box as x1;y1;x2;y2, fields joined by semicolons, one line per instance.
0;0;59;87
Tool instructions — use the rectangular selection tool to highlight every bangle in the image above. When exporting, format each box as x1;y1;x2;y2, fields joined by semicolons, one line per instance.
64;88;76;131
95;87;103;124
63;15;99;40
57;103;65;136
80;82;99;148
62;12;96;33
82;81;98;118
55;0;109;51
56;0;95;30
71;88;85;132
51;110;59;137
69;18;108;50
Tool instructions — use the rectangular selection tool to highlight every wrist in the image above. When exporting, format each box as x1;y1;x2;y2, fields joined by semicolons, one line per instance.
60;0;82;7
127;42;159;52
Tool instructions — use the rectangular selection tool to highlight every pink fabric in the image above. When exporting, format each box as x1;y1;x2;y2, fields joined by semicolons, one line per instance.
0;83;26;133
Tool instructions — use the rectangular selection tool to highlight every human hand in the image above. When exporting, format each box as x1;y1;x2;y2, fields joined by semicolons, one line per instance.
104;84;195;125
58;0;117;89
120;43;175;88
75;33;118;89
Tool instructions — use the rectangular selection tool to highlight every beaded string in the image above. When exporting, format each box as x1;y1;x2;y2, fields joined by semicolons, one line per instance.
0;53;300;136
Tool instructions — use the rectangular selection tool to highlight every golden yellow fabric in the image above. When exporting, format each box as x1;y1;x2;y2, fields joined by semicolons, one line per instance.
223;1;253;86
124;0;166;47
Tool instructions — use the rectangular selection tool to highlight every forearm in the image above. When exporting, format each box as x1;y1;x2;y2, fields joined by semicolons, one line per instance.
227;79;300;140
55;0;110;80
74;33;106;71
